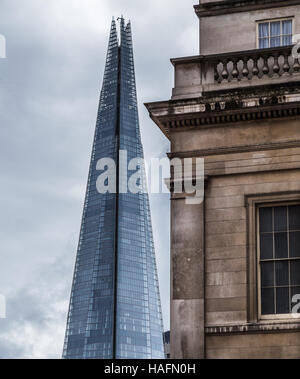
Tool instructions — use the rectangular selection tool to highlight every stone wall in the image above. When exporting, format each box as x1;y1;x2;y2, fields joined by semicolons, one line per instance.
199;6;300;54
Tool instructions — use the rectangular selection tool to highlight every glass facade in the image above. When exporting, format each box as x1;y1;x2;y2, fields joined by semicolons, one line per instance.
63;18;165;359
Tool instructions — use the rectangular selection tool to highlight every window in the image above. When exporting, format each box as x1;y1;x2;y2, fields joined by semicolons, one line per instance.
258;204;300;318
258;19;293;49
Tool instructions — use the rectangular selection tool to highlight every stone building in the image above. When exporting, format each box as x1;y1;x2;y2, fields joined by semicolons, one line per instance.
146;0;300;359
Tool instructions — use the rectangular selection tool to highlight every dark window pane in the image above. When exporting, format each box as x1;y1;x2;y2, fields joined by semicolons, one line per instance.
291;287;300;315
291;260;300;286
259;38;269;49
259;22;269;39
282;20;292;35
276;287;290;314
261;288;275;315
260;233;273;260
274;233;288;258
290;232;300;258
259;207;273;233
274;206;287;232
270;36;280;47
282;35;292;46
270;21;280;37
275;261;289;286
261;262;274;287
289;205;300;231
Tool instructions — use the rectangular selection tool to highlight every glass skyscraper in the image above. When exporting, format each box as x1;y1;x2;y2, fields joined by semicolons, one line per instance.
63;17;165;359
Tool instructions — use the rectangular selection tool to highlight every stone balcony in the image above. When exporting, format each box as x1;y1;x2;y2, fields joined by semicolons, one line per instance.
172;45;300;100
145;45;300;139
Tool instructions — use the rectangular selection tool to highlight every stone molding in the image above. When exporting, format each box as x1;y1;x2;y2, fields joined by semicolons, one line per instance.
206;321;300;335
195;0;300;18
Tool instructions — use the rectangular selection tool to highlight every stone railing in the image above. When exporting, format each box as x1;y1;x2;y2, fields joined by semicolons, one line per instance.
171;46;300;100
213;46;300;83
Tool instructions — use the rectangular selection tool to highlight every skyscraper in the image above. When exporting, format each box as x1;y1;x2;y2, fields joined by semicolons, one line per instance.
63;17;165;359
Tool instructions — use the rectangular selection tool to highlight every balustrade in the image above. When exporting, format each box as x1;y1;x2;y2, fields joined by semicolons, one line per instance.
213;46;300;83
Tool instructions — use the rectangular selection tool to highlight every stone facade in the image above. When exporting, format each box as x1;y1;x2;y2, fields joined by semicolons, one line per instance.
146;0;300;359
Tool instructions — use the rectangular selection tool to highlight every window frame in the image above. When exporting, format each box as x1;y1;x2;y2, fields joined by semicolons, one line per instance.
257;202;300;321
246;192;300;324
256;17;294;49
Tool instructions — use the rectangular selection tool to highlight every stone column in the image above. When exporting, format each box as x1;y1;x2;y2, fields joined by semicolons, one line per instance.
170;189;205;359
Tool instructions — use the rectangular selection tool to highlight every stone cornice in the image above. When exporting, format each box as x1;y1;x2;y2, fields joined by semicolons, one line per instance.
195;0;300;18
168;140;300;159
150;100;300;139
206;321;300;335
145;58;300;139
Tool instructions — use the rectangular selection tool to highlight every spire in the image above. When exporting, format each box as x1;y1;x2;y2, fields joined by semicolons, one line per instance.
125;19;133;46
63;18;165;359
108;17;118;45
103;17;118;70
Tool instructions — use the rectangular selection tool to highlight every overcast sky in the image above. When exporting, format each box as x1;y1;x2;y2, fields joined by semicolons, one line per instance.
0;0;198;358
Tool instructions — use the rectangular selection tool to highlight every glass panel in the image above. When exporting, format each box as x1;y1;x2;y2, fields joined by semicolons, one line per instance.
270;21;280;37
274;206;287;232
282;20;292;35
259;207;273;233
275;261;289;286
270;36;281;48
259;38;269;49
276;287;290;314
274;232;288;259
290;260;300;286
260;233;273;260
261;261;274;287
270;21;281;37
259;23;269;38
290;232;300;258
289;205;300;231
282;35;292;46
261;288;275;315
